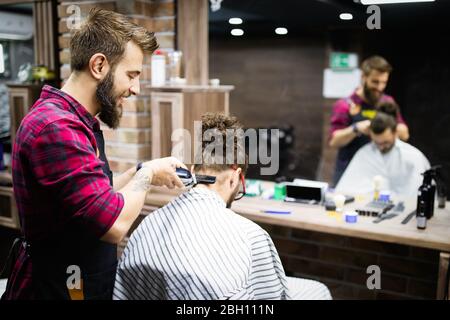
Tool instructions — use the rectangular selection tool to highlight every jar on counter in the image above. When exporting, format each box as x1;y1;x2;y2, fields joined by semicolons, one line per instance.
151;50;166;86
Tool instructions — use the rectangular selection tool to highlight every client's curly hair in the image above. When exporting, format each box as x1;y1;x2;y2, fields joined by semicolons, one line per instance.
193;113;248;174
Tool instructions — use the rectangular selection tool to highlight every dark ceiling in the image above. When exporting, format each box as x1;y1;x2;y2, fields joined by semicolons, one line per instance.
209;0;450;36
0;3;33;15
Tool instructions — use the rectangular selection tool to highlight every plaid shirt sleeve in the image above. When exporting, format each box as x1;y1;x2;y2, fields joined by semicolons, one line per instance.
397;112;406;125
329;99;351;139
29;118;124;238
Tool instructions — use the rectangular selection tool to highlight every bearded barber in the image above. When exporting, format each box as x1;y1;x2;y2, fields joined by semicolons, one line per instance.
2;9;186;300
329;55;409;185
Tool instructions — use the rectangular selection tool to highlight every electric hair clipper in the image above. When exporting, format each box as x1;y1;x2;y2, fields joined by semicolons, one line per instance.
176;167;216;187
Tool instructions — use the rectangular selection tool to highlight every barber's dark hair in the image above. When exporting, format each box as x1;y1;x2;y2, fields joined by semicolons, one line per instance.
70;8;158;71
361;55;393;76
370;112;397;135
193;113;248;175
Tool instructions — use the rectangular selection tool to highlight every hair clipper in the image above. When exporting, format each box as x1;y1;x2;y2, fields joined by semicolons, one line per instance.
176;167;216;187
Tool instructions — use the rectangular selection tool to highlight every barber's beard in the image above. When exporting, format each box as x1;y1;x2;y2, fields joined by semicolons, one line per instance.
363;83;382;106
96;72;123;129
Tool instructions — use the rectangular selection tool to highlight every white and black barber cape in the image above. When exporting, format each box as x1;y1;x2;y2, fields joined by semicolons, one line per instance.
336;139;430;197
113;188;291;300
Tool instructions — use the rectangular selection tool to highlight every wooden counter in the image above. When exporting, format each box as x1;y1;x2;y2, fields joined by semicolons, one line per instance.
145;187;450;252
144;185;450;299
147;84;235;93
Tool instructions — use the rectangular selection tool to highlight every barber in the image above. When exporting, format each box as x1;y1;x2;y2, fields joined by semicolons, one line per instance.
1;9;185;300
329;55;409;185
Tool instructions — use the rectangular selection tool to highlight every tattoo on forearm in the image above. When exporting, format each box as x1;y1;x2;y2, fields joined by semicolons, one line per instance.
132;170;151;192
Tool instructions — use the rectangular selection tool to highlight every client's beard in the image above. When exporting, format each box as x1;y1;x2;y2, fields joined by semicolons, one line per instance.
226;185;240;208
96;71;122;129
380;144;395;154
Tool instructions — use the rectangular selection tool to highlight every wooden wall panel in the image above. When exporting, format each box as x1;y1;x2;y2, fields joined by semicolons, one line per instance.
177;0;208;85
34;0;58;75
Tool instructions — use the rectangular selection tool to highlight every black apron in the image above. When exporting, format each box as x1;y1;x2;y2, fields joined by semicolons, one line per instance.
3;129;118;300
333;98;372;186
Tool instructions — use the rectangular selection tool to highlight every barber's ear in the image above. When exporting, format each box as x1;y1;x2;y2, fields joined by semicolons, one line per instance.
361;74;366;84
190;165;195;172
89;53;110;80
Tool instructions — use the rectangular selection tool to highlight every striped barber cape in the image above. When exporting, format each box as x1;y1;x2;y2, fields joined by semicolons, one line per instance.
113;187;291;300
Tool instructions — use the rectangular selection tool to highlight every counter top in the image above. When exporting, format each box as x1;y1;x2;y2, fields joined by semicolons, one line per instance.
146;84;235;93
144;186;450;252
0;171;12;186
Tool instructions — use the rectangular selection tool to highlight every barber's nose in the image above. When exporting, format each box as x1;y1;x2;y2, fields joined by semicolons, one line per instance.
130;83;140;96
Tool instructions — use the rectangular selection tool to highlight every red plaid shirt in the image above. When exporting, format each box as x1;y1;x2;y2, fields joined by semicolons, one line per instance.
4;85;124;299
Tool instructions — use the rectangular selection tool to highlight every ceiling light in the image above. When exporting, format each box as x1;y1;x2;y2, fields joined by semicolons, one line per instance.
231;29;244;36
228;17;243;25
361;0;435;4
339;13;353;20
275;27;288;35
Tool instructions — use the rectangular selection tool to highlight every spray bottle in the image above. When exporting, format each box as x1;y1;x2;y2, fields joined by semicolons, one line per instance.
416;166;440;220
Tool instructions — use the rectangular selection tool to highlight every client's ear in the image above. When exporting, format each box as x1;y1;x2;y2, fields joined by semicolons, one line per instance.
230;167;241;189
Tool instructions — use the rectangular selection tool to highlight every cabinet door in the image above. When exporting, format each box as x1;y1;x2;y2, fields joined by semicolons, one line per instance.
151;92;184;159
9;86;40;145
9;89;29;144
150;90;230;164
0;187;19;229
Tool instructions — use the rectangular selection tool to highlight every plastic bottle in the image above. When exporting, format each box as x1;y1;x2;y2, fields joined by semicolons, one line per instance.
151;50;166;86
273;183;286;201
325;202;336;218
417;200;427;230
437;184;446;209
373;175;383;201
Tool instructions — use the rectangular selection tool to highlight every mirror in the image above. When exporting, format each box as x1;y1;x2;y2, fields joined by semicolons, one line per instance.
0;3;34;171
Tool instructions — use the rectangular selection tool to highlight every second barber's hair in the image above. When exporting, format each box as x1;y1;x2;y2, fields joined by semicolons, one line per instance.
361;55;393;76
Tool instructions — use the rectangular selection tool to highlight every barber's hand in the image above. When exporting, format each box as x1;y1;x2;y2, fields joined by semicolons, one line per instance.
141;157;187;189
355;120;371;136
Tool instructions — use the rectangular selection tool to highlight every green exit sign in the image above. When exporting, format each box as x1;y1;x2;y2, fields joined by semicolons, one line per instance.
330;52;358;70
